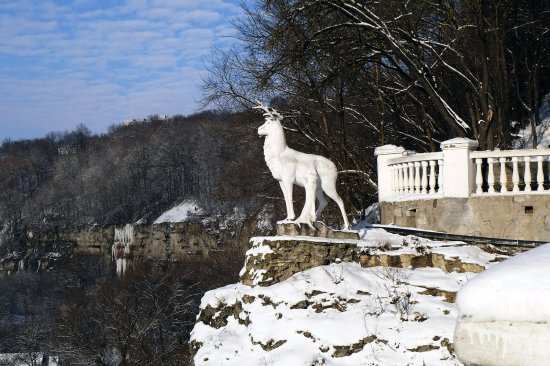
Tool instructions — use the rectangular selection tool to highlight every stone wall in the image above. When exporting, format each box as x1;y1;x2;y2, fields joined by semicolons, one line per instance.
380;195;550;241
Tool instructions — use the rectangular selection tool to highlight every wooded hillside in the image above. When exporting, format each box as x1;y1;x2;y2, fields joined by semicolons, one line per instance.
0;111;272;251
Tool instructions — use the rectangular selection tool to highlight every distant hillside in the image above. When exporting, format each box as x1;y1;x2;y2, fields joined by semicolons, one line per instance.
0;110;271;252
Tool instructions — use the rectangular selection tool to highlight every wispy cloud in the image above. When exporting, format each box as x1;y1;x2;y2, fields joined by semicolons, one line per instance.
0;0;242;140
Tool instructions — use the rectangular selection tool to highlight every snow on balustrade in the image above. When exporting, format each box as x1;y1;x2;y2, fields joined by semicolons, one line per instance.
471;149;550;195
376;139;550;202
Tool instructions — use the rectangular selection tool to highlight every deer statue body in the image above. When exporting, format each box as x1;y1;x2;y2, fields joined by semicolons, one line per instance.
256;103;350;230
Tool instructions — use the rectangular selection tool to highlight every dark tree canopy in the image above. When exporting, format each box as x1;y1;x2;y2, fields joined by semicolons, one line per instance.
204;0;550;208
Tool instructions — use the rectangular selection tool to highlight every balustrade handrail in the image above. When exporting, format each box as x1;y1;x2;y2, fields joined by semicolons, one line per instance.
471;149;550;159
387;151;443;165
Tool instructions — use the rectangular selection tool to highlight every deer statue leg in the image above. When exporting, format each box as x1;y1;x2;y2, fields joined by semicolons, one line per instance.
295;178;317;229
278;180;295;222
320;172;350;230
315;183;327;220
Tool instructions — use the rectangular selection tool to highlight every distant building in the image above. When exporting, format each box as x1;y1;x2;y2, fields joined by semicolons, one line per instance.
120;114;170;126
57;145;78;156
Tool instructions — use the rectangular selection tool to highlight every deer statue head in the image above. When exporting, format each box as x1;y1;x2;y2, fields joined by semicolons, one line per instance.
255;102;284;137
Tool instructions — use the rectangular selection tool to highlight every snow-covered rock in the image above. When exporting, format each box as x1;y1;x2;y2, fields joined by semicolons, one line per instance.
192;263;466;366
191;229;507;365
239;228;494;287
454;244;550;366
153;200;204;224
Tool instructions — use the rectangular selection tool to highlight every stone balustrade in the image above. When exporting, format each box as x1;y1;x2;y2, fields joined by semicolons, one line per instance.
385;152;444;200
471;149;550;195
376;138;550;202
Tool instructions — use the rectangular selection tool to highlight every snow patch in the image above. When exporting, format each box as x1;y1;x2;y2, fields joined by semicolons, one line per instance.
153;200;204;224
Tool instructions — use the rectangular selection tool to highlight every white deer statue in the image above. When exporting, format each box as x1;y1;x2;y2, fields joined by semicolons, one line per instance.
255;102;350;230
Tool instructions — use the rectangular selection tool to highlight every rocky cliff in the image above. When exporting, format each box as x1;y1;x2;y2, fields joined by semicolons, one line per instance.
0;213;270;276
190;226;518;366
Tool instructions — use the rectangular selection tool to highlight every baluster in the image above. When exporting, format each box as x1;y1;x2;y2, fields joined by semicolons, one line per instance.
408;162;415;193
414;162;421;193
428;160;436;194
396;164;403;194
499;158;508;193
421;161;428;194
475;158;483;194
524;156;532;192
389;165;397;193
390;166;395;193
396;164;403;193
437;159;444;193
400;164;406;193
389;165;394;193
401;164;409;193
512;157;520;193
487;158;495;193
537;156;545;192
396;165;401;193
404;163;410;193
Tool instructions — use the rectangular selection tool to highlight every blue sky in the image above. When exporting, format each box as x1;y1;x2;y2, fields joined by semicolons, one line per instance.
0;0;243;140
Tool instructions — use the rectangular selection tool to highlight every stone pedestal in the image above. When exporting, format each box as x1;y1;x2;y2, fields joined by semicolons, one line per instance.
276;222;359;240
240;236;362;286
238;223;361;286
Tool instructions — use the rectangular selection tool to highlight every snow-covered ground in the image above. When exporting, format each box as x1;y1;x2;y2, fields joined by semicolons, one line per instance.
153;200;204;224
191;229;506;366
454;244;550;366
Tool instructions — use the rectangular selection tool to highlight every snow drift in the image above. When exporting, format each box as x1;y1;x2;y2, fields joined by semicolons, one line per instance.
454;244;550;366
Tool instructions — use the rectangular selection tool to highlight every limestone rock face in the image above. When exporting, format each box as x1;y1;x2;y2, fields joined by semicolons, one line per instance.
240;237;360;286
239;223;362;286
1;214;265;276
359;252;485;273
239;231;497;287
